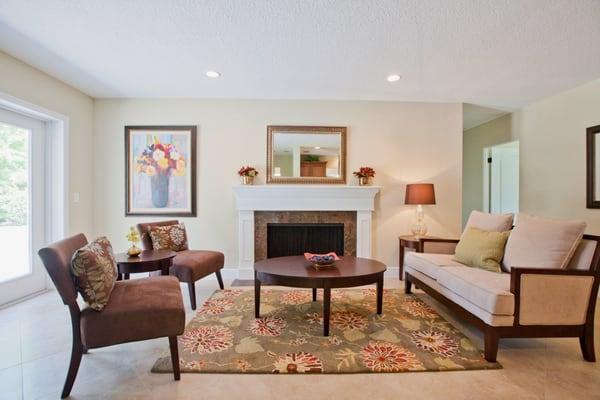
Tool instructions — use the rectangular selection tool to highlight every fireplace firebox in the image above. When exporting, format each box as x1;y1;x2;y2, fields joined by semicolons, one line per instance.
267;223;344;259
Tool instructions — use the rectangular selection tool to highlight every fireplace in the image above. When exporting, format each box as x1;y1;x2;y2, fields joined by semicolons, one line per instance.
233;185;380;277
254;211;356;262
267;223;344;258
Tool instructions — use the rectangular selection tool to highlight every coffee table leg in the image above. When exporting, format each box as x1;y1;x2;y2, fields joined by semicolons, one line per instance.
376;276;383;315
254;275;261;318
323;286;331;336
312;287;317;302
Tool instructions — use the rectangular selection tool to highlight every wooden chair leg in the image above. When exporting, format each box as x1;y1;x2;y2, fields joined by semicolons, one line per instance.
168;336;181;381
484;328;500;362
61;337;84;398
188;282;197;310
580;323;596;362
215;270;224;290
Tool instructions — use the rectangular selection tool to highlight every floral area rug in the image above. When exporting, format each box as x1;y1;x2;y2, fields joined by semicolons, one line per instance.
152;288;501;374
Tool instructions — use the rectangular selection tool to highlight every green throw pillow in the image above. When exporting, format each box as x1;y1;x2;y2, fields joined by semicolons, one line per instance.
453;227;510;273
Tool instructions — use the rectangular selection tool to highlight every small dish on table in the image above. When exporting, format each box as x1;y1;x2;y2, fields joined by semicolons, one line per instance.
304;252;340;270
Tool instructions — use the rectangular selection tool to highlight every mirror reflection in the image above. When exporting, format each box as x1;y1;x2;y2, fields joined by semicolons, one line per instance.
273;132;341;178
267;126;347;184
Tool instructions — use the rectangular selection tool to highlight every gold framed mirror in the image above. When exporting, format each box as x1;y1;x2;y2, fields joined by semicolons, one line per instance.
267;126;347;184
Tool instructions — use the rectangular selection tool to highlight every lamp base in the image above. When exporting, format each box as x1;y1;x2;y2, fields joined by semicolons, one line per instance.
411;205;428;238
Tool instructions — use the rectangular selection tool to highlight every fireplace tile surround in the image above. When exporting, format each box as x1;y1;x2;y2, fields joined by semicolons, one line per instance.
233;185;381;278
255;211;356;261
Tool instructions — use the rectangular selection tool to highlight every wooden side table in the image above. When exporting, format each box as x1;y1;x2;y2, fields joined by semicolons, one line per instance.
398;235;431;280
114;249;177;280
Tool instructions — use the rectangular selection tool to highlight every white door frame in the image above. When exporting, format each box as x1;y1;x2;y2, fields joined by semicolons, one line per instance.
0;91;69;302
483;140;519;213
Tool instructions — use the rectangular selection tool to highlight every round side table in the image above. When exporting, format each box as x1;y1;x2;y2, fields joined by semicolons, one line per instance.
114;249;176;280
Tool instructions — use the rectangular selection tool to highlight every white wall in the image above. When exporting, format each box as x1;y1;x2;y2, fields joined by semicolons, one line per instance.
0;51;94;236
513;78;600;234
93;100;463;271
462;114;512;227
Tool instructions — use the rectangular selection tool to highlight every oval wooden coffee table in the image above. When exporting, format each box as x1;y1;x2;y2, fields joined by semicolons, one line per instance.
254;255;386;336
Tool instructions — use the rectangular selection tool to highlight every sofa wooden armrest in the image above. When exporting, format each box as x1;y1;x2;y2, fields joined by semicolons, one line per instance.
419;238;460;254
509;267;597;327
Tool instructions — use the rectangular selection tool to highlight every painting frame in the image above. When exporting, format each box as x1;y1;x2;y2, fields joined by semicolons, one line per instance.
125;125;197;217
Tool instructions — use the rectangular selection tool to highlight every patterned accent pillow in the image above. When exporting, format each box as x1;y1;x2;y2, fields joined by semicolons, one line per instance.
71;236;118;311
149;223;189;252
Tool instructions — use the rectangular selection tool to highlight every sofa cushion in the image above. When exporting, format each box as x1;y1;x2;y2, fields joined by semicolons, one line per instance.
149;222;189;252
436;266;514;315
70;236;118;311
80;276;185;348
453;227;510;272
463;210;513;234
502;213;586;272
404;252;465;280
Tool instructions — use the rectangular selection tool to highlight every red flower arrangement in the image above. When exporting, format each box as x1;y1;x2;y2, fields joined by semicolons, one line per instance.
238;166;259;177
353;167;375;178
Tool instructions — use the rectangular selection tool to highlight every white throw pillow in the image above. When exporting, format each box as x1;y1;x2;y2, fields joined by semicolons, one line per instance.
463;210;514;234
502;213;586;272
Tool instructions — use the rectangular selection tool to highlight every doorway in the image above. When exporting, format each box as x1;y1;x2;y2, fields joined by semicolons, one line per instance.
483;141;519;214
0;107;47;305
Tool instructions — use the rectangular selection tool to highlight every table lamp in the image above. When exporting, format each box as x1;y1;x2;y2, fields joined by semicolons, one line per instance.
404;183;436;238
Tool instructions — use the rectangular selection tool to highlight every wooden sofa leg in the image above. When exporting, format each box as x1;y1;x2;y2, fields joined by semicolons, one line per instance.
188;282;197;310
168;336;181;381
61;337;84;398
404;277;412;294
215;270;224;290
580;324;596;362
484;329;499;362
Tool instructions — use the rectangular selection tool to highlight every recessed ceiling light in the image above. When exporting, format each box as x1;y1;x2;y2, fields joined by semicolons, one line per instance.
206;70;221;78
387;74;401;82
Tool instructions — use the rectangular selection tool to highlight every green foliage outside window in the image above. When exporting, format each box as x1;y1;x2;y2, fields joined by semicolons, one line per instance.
0;123;28;226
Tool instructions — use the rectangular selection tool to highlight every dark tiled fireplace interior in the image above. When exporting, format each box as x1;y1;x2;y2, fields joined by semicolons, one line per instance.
254;211;356;262
266;223;344;258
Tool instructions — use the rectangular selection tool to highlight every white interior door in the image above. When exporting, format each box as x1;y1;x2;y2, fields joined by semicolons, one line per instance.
484;141;519;214
0;107;46;305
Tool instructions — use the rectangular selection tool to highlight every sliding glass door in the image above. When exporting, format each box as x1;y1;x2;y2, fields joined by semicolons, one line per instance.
0;108;46;305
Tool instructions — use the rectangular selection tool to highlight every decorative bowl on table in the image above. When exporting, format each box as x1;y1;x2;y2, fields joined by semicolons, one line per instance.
304;252;340;270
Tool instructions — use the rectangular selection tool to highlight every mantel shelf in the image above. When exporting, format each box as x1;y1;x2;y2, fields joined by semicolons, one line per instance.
233;185;382;211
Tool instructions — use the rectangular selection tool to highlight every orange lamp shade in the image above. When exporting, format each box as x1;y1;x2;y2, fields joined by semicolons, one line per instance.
404;183;436;205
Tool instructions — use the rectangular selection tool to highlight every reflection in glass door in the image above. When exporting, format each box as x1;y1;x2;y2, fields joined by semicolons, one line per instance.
0;108;46;305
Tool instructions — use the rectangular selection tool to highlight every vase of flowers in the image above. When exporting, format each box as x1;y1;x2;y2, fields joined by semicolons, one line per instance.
238;165;258;185
126;226;142;257
353;166;375;186
135;138;186;208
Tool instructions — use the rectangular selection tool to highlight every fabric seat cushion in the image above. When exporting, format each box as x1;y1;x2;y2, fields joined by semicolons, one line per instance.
463;210;513;235
171;250;225;282
404;252;466;280
436;266;514;316
80;276;185;348
502;213;586;272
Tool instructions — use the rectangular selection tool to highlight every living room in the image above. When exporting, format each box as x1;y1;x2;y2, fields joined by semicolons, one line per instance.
1;1;599;399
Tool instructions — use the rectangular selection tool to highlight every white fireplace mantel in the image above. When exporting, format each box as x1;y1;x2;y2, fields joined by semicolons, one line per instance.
233;185;381;276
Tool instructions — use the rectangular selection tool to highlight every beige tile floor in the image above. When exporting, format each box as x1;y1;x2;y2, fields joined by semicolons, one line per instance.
1;277;599;400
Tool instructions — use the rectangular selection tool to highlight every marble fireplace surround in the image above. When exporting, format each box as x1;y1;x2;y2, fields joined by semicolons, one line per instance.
233;185;381;278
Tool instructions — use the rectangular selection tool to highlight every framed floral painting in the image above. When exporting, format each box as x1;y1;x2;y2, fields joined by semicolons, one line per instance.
125;125;196;216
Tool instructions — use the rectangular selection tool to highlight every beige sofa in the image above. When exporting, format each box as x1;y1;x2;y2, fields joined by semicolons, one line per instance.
404;213;600;362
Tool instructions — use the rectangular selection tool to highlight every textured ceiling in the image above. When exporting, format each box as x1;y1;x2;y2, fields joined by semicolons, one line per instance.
0;0;599;108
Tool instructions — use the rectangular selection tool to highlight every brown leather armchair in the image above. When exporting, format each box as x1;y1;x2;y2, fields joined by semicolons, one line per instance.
38;234;185;399
137;220;225;310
